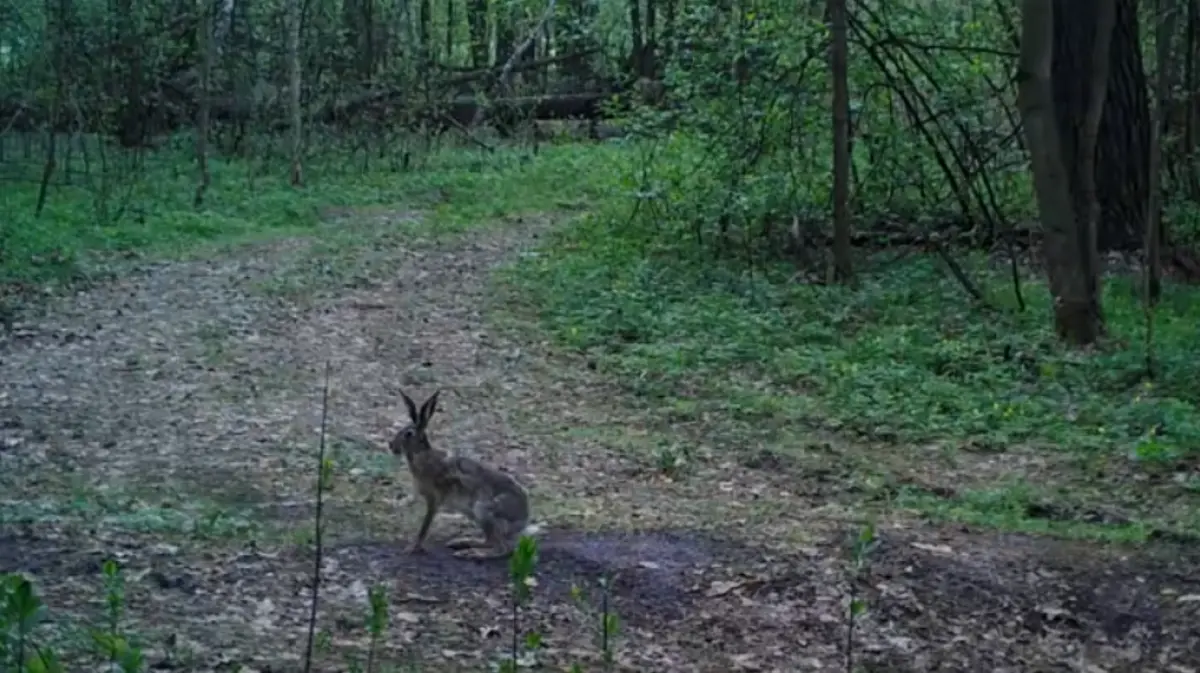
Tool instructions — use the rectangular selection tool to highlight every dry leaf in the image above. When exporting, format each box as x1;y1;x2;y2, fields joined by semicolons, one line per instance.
707;580;745;597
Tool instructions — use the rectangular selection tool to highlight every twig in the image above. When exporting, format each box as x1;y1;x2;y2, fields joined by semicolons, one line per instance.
927;237;996;310
302;361;333;673
438;112;496;152
1;104;25;136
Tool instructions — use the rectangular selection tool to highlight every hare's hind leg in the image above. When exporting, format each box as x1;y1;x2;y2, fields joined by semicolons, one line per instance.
452;506;514;560
447;499;497;551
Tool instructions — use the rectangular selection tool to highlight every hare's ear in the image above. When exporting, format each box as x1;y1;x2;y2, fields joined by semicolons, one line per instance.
418;390;441;428
400;391;420;424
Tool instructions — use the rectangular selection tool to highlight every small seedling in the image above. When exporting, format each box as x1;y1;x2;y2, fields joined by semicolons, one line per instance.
364;584;389;673
498;535;541;672
570;574;621;670
845;522;878;673
90;560;144;673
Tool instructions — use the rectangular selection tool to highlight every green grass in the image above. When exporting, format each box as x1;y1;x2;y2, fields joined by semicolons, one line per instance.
502;193;1200;540
0;133;625;292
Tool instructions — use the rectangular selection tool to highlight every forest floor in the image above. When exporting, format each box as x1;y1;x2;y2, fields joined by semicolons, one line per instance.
1;205;1198;672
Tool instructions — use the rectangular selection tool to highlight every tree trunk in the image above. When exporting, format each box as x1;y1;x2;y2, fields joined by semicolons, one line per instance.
468;0;488;68
194;0;216;208
644;0;657;77
1186;0;1199;198
286;0;303;186
446;0;455;65
1052;0;1149;252
663;0;676;60
828;0;852;282
496;4;515;68
1018;0;1108;345
115;0;144;147
629;0;643;76
419;0;432;67
1146;0;1174;306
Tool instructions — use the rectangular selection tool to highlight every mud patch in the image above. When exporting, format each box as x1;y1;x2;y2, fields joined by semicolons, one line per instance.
328;529;738;626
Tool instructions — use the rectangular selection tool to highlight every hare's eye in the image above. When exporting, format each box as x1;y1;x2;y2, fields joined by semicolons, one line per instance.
403;427;416;439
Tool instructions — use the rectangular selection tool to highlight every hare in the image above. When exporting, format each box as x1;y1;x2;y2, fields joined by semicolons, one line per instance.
389;389;537;559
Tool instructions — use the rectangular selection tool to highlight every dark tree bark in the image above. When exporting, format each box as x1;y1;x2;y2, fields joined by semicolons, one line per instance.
1020;0;1112;345
629;0;644;75
446;0;455;65
1053;0;1150;252
115;0;146;147
645;0;657;76
496;5;515;68
1177;0;1200;199
286;0;303;186
663;0;676;60
468;0;488;68
1146;0;1175;306
419;0;432;67
829;0;852;282
194;0;215;208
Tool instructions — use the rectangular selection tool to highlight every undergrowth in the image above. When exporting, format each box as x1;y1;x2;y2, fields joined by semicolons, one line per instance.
501;139;1200;541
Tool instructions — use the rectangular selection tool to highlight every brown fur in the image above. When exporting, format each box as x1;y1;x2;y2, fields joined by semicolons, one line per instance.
389;390;535;559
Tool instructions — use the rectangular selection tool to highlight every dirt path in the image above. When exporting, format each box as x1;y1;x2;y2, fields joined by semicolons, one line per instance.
1;213;1197;672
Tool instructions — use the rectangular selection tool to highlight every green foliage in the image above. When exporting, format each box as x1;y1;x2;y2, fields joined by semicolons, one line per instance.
500;535;542;672
1;574;53;673
1;562;141;673
504;201;1200;536
0;137;625;293
628;0;1032;263
513;212;1200;455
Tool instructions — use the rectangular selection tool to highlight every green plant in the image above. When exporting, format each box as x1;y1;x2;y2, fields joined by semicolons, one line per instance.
90;560;144;673
303;362;334;673
1;574;59;673
363;584;389;673
505;213;1200;538
570;575;621;671
844;523;878;673
499;535;542;673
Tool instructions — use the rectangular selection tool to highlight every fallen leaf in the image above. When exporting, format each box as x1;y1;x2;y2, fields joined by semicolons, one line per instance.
394;610;420;624
707;580;745;597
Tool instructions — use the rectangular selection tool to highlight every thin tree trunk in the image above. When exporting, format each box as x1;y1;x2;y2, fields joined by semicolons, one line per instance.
629;0;643;75
663;0;676;60
194;0;216;208
446;0;455;64
645;0;656;76
36;0;67;218
468;0;488;68
287;0;304;186
829;0;852;282
1146;0;1173;306
419;0;432;66
1075;0;1117;332
1185;0;1199;197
